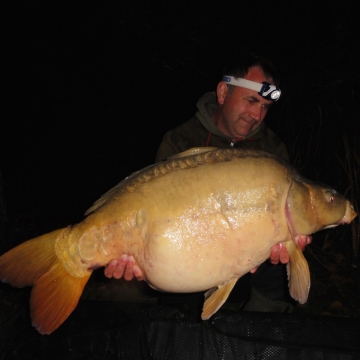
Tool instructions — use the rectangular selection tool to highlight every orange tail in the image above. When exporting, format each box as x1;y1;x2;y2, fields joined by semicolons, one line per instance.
0;228;91;335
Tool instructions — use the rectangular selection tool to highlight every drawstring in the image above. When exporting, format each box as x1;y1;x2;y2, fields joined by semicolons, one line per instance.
206;131;256;147
206;132;211;146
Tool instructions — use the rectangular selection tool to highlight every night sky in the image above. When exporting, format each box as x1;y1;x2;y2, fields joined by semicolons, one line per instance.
2;1;358;227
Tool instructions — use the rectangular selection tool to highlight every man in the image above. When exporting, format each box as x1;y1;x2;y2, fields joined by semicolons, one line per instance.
105;54;311;311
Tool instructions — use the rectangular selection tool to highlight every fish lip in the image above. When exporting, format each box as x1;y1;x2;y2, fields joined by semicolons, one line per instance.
341;202;358;224
337;219;350;226
337;219;347;225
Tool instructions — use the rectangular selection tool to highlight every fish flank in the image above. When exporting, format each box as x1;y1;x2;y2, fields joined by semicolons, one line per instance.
84;148;288;216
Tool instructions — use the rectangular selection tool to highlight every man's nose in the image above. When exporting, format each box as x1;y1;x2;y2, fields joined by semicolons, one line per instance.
250;105;263;121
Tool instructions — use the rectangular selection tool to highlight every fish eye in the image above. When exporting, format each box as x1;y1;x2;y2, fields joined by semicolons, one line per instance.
325;190;335;202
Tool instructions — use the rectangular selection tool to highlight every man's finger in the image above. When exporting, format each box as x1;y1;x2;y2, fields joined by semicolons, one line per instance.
297;235;312;251
112;255;128;279
104;259;120;278
278;242;290;264
250;266;258;273
123;256;135;281
133;265;145;281
269;244;280;264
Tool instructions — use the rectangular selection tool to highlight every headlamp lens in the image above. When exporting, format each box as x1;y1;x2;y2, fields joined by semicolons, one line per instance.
259;82;281;101
270;90;281;100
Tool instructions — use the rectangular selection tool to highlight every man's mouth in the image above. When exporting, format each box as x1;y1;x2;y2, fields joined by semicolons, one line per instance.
239;118;255;125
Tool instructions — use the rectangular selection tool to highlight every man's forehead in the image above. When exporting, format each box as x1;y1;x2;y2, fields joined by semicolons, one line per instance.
246;66;273;84
237;87;273;105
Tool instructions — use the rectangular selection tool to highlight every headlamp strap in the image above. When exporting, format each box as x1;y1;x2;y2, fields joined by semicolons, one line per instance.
222;76;281;101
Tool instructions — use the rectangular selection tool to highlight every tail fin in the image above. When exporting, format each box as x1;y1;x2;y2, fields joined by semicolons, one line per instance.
0;228;91;334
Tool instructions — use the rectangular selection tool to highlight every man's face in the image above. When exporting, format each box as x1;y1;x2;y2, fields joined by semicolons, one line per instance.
215;66;274;139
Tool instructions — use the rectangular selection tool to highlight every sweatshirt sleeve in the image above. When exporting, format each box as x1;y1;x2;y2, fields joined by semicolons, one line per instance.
155;117;207;162
155;131;184;162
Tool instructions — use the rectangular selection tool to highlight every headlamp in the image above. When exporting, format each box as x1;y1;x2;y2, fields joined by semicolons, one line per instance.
222;76;281;101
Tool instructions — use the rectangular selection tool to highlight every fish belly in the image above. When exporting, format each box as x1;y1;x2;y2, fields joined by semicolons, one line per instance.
140;209;289;293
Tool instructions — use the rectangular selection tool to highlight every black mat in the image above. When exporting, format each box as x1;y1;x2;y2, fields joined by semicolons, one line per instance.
1;298;360;360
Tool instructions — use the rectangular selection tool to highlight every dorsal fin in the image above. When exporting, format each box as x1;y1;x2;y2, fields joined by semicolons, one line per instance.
168;147;218;159
85;147;220;215
84;147;240;216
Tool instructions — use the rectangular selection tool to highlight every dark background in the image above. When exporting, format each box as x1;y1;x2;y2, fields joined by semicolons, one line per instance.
2;1;359;229
0;0;359;321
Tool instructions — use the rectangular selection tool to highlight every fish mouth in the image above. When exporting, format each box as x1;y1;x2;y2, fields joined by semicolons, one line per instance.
324;202;357;229
340;202;358;225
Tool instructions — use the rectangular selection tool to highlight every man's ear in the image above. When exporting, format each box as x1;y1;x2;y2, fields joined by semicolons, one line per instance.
216;82;228;104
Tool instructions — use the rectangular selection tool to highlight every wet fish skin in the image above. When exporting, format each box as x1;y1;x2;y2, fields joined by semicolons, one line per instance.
0;147;356;334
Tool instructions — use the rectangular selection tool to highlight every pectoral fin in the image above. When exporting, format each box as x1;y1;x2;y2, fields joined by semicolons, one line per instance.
201;278;238;320
284;240;310;304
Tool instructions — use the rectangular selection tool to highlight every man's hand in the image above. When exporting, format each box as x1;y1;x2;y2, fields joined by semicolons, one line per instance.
250;235;312;273
104;255;144;281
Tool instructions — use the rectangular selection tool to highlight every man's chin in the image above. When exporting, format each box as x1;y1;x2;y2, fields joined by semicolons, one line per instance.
236;123;261;138
234;127;254;138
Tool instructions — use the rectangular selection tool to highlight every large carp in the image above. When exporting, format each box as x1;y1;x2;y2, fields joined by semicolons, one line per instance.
0;147;356;334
